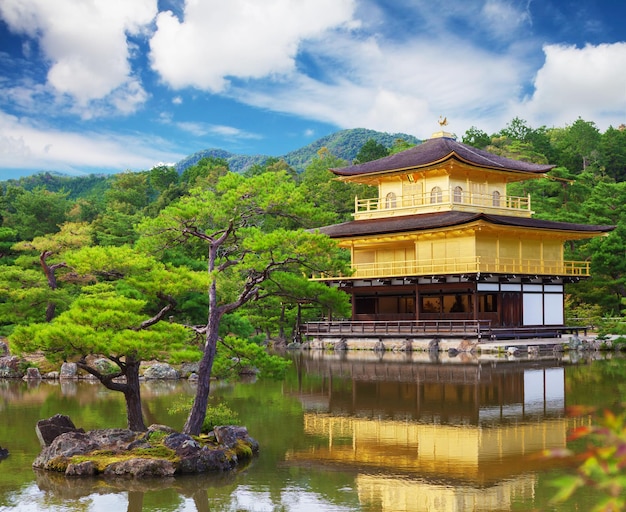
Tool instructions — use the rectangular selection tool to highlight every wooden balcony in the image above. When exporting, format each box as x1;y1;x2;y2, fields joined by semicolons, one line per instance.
355;190;531;220
311;256;590;281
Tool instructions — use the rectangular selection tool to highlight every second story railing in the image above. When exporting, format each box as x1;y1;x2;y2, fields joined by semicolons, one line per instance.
311;256;591;280
355;189;531;218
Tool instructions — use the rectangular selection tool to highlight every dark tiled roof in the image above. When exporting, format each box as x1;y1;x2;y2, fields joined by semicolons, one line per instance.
314;211;615;238
332;136;554;176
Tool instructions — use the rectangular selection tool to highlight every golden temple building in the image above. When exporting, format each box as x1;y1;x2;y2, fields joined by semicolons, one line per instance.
310;130;614;339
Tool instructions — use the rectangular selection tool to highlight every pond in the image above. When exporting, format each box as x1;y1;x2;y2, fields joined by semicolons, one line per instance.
0;349;622;511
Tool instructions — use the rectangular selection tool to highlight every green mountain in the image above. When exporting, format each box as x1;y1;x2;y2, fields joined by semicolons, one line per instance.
1;129;420;192
174;128;420;174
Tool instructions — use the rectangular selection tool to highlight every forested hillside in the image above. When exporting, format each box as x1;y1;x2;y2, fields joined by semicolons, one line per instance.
173;128;420;174
2;116;626;350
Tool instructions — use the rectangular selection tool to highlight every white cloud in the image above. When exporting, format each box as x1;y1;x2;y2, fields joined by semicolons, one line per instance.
521;43;626;128
234;31;529;139
481;0;531;40
0;0;157;114
176;121;261;140
149;0;358;92
0;110;183;175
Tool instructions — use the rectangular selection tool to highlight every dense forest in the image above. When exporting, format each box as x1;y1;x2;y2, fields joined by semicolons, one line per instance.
2;117;626;362
173;127;420;174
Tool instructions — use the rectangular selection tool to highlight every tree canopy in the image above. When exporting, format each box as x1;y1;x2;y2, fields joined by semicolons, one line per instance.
136;170;350;434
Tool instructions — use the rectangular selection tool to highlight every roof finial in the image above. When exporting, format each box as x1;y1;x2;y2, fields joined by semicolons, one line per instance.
431;116;456;140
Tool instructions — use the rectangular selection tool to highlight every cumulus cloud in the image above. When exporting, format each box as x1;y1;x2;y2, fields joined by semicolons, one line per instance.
234;30;529;139
0;0;157;114
149;0;358;91
0;111;183;175
521;43;626;128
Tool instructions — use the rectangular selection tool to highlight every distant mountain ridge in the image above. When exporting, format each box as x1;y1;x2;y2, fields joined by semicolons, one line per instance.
0;128;421;185
174;128;420;174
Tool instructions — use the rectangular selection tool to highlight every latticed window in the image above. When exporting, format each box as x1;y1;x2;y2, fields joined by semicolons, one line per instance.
492;190;501;207
402;180;421;206
453;186;463;203
385;192;397;208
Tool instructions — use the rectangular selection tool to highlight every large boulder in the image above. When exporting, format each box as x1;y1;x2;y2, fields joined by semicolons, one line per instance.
65;461;96;476
24;367;42;380
34;428;139;470
0;356;22;378
0;445;8;459
179;362;200;378
214;425;259;453
0;340;8;357
35;414;85;447
59;362;78;380
103;458;176;478
162;432;234;473
143;363;179;380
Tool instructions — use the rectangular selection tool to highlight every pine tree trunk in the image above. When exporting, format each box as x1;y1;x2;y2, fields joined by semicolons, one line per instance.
182;308;220;436
183;240;223;436
45;302;56;323
40;251;59;322
124;360;147;431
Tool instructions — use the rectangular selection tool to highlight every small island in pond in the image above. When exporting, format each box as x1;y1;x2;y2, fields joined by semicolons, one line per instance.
34;415;258;478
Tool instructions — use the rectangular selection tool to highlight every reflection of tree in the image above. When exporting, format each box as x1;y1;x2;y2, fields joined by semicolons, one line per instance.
128;491;143;512
192;489;209;512
423;298;440;313
566;357;626;408
34;467;242;510
450;295;465;313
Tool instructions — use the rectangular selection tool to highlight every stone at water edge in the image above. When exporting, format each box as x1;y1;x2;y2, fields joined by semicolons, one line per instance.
457;339;478;352
59;362;78;379
214;425;260;453
0;445;8;459
103;458;176;478
35;414;84;447
0;356;22;378
24;367;42;380
143;363;180;380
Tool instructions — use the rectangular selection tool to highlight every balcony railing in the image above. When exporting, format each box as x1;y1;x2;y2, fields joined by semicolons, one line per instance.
311;256;590;280
301;319;491;337
355;190;531;218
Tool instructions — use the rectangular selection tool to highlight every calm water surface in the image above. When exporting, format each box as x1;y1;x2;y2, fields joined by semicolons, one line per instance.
0;350;622;511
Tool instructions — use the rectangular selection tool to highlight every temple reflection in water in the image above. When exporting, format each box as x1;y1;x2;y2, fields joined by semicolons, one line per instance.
286;351;575;512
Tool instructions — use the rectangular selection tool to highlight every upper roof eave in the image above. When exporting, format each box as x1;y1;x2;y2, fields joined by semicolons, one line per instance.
331;137;555;178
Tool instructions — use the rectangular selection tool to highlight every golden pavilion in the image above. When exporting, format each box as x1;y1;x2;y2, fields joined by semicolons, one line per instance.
308;130;613;340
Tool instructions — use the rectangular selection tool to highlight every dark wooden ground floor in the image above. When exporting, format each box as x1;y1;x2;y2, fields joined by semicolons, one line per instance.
328;273;580;333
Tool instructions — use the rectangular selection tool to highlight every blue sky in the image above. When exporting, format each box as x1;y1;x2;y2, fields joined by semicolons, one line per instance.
1;0;625;179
